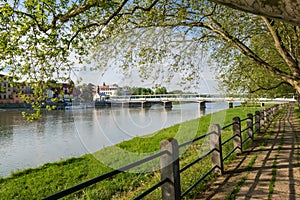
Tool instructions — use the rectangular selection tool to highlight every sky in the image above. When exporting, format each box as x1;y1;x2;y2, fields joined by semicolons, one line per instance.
68;24;221;94
1;54;219;94
72;63;219;94
70;29;221;94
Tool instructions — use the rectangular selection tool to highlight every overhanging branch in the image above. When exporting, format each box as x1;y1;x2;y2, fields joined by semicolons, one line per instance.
191;18;294;81
249;81;292;93
209;0;300;26
262;17;300;77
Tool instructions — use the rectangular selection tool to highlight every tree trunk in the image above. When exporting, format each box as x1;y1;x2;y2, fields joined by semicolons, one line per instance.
289;80;300;94
210;0;300;25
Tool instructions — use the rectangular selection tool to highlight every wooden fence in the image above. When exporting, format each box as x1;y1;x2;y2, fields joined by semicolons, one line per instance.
44;104;285;200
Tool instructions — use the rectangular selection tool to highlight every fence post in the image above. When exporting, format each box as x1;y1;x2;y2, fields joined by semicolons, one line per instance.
233;117;242;153
272;106;276;117
267;108;271;124
210;124;223;175
264;109;268;125
160;138;181;200
260;110;265;131
247;113;253;140
255;111;260;134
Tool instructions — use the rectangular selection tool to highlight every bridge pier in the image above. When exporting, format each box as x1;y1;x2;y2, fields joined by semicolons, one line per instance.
142;101;172;108
199;101;206;109
142;101;152;108
164;101;172;109
115;102;144;108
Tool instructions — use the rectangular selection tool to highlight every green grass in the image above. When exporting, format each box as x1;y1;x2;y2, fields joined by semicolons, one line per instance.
0;106;270;200
294;104;300;119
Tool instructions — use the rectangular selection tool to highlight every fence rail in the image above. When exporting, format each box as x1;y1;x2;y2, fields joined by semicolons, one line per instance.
43;104;285;200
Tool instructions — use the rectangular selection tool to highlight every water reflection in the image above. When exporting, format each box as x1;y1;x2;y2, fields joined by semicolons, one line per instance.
0;111;27;146
0;102;232;177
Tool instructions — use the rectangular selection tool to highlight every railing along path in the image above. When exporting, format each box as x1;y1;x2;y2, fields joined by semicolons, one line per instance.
44;104;285;199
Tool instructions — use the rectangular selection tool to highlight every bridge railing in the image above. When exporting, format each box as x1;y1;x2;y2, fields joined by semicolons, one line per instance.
110;93;223;100
43;104;285;200
109;94;295;103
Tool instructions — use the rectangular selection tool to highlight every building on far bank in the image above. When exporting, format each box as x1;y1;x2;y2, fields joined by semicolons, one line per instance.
0;73;75;106
97;84;120;96
0;73;13;103
93;84;119;101
0;73;33;104
46;81;74;103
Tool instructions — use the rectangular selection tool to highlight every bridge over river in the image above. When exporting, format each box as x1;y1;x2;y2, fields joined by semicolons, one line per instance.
105;94;296;109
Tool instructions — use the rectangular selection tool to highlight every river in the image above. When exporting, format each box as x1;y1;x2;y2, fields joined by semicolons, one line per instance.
0;102;237;177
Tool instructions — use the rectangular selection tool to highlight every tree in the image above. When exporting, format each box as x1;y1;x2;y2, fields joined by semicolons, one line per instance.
130;87;153;95
168;90;184;94
0;0;299;119
76;83;94;102
210;0;300;26
90;1;299;96
154;86;168;94
218;27;297;98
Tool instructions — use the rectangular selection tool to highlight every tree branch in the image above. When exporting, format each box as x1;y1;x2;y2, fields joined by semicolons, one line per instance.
209;0;300;26
249;81;291;93
262;17;300;77
66;0;130;49
56;0;105;23
67;23;99;50
66;0;160;49
191;19;294;82
121;0;160;15
131;16;297;84
14;10;48;33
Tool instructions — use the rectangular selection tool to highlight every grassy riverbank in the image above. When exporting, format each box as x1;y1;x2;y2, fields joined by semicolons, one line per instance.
0;105;267;199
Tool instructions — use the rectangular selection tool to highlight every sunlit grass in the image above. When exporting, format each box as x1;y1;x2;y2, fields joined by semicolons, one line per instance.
0;106;270;199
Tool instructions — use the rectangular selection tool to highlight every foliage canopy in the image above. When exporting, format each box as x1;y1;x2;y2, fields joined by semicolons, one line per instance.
0;0;299;118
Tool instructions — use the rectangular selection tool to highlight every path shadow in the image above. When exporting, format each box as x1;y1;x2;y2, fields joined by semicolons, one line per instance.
203;109;300;199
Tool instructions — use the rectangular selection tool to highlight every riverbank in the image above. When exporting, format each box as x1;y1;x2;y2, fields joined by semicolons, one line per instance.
0;105;265;199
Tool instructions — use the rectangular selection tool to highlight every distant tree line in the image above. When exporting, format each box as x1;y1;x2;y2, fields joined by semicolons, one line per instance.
127;86;168;95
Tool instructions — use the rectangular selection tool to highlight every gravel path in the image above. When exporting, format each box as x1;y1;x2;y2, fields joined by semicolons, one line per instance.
196;103;300;200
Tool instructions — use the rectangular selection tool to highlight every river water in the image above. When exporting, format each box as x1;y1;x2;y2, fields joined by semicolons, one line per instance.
0;102;235;177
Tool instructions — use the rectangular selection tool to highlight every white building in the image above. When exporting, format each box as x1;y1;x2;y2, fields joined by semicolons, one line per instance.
97;85;120;96
93;84;122;101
